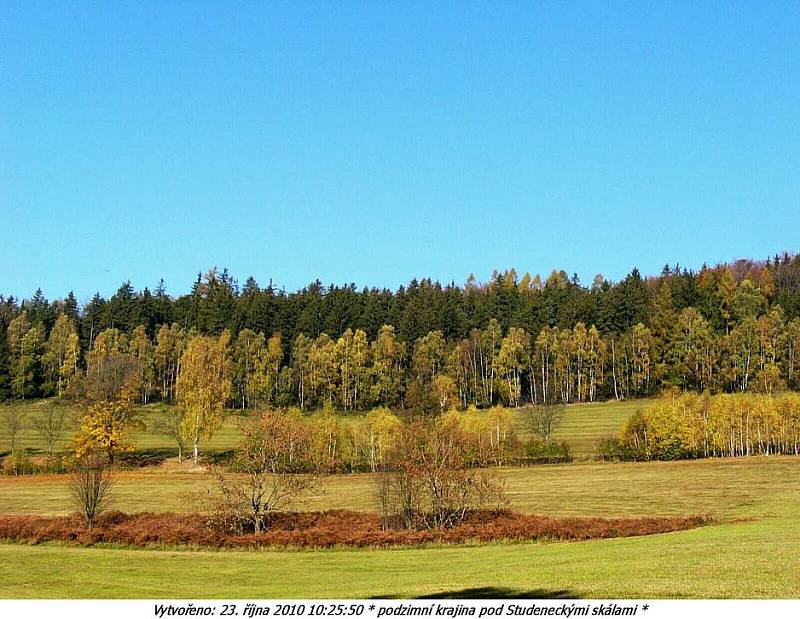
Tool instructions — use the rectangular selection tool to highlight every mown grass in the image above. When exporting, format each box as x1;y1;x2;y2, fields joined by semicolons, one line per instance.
0;456;796;519
0;456;799;598
2;518;798;598
547;399;649;456
1;397;645;460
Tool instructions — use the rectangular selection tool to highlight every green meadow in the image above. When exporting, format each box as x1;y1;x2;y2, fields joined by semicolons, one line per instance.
1;397;648;460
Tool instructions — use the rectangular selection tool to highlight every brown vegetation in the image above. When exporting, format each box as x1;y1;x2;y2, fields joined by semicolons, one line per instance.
0;509;711;549
377;416;506;530
69;454;114;529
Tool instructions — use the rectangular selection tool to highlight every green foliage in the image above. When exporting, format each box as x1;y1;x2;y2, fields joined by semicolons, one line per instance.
3;253;800;413
523;439;572;464
596;436;643;462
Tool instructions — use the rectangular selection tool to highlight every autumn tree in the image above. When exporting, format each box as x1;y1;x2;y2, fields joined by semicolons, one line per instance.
42;313;80;396
128;325;155;403
253;333;284;407
234;328;265;409
496;327;529;407
74;353;142;463
291;334;313;410
213;409;316;533
154;323;185;402
354;407;401;472
369;325;405;407
176;332;233;464
485;405;515;464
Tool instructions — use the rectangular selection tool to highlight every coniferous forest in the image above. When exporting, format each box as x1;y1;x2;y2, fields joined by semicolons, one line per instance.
2;252;799;411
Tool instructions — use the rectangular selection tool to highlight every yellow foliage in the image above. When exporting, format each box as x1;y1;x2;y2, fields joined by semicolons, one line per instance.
73;399;141;462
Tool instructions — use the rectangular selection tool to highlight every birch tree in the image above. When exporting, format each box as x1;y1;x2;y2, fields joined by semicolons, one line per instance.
176;332;233;464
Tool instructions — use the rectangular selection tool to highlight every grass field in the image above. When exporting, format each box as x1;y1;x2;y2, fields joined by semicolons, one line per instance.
1;397;647;460
1;517;797;598
545;399;647;455
0;456;799;597
0;457;793;518
1;397;798;599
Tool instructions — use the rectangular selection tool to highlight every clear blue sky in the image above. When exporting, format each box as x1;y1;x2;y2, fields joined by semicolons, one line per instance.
2;1;799;302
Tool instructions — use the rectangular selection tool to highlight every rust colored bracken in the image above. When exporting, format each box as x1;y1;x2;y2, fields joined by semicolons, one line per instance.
0;510;711;549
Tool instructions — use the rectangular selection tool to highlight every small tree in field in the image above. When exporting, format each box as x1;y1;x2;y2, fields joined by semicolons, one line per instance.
176;333;232;464
70;453;114;529
212;409;317;533
377;416;505;530
32;401;68;460
0;405;26;454
157;405;188;461
524;403;565;442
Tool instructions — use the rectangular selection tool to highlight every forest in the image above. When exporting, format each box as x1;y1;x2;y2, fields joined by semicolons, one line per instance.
1;252;800;412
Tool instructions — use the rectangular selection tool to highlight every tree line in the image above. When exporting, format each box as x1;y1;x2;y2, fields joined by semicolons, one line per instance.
2;252;800;408
607;391;800;460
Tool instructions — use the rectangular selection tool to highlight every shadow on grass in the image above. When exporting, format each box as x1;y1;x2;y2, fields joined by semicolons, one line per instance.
116;448;235;468
373;587;579;599
117;448;178;468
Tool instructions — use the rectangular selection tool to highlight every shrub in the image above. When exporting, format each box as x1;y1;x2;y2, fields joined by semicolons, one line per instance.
377;416;506;530
205;409;318;534
596;436;643;461
523;439;572;464
2;452;35;476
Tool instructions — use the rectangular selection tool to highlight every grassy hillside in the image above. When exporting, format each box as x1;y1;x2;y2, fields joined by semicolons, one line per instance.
546;399;648;455
0;396;646;460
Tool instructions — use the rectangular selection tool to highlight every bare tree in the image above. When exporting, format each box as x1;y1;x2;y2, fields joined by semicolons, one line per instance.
378;417;505;530
210;410;317;533
0;405;26;455
156;406;187;461
31;402;68;459
70;454;114;529
524;403;565;442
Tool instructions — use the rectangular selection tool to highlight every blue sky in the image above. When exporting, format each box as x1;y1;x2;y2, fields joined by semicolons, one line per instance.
2;1;799;302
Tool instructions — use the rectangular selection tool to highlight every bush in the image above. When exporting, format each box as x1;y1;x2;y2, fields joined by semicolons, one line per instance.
70;454;115;529
37;455;69;474
2;452;35;476
596;436;642;461
205;410;318;534
522;439;572;464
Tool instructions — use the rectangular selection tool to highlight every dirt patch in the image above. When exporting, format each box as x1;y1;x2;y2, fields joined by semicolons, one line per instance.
0;510;712;549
